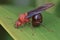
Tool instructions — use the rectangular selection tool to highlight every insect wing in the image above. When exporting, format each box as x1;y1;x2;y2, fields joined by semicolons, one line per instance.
27;3;54;18
26;12;41;18
28;3;54;14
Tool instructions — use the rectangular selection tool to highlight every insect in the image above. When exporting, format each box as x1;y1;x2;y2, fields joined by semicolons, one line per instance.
15;3;54;28
32;13;42;27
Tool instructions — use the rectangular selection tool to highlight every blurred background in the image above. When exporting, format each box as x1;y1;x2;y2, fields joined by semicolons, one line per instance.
0;0;59;7
0;0;60;14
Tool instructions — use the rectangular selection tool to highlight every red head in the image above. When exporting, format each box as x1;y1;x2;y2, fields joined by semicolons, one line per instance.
15;21;22;28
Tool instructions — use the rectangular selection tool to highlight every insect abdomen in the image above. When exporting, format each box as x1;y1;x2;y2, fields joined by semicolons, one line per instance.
32;13;42;27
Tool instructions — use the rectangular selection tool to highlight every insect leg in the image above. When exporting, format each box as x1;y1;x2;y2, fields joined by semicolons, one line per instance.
41;23;54;32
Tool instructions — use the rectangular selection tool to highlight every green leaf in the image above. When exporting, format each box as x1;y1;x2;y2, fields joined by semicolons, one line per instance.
0;5;60;40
